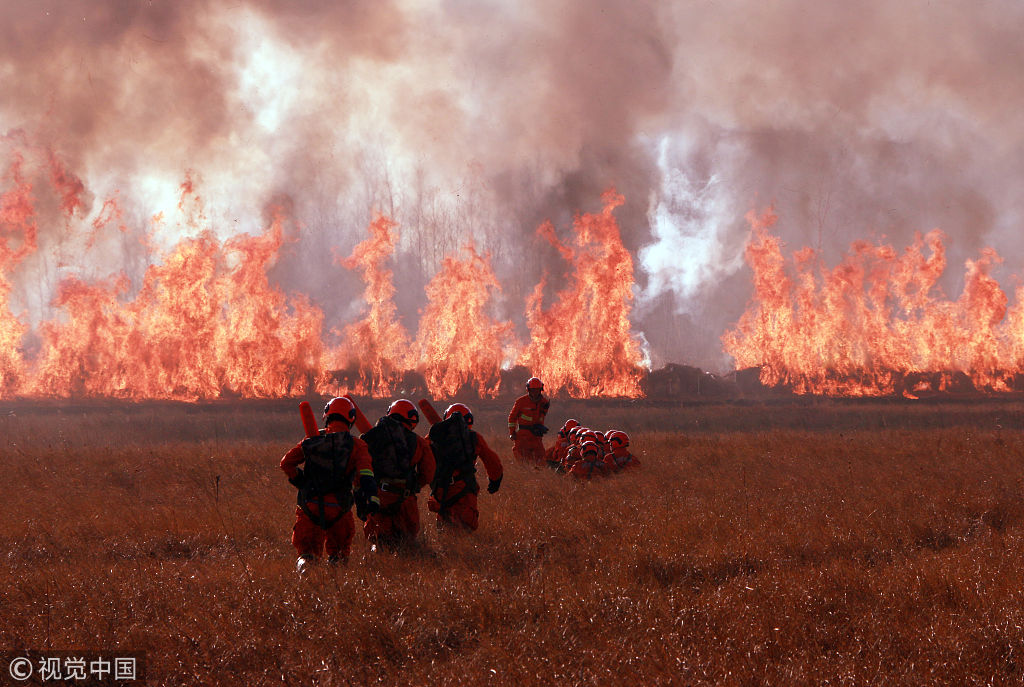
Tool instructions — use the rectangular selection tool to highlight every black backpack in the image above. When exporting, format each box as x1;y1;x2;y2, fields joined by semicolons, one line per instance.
297;431;354;528
361;415;418;483
428;412;479;500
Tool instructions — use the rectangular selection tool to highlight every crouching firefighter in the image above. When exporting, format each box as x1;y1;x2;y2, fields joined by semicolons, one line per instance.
362;399;435;548
427;403;504;532
280;397;379;574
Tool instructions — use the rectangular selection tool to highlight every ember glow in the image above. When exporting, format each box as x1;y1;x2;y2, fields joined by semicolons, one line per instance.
723;209;1023;396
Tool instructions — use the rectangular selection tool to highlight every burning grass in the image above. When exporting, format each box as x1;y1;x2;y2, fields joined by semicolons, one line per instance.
2;400;1024;685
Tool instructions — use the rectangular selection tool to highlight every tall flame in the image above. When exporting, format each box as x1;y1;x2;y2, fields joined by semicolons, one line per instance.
723;209;1020;395
415;242;516;398
327;214;412;396
518;189;646;397
0;153;36;395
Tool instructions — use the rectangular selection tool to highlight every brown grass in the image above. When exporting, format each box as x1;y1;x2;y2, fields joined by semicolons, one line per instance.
2;399;1024;685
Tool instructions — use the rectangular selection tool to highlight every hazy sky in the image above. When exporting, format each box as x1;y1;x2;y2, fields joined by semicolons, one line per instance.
2;0;1022;373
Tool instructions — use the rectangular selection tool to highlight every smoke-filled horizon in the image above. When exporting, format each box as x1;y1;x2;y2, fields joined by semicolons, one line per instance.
2;0;1024;377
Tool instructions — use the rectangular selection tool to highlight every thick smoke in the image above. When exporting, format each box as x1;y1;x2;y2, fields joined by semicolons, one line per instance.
1;0;1023;373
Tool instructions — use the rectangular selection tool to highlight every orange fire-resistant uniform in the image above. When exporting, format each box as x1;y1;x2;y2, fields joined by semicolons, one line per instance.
605;447;641;472
508;393;550;463
363;434;435;545
280;433;374;561
569;455;610;479
560;444;580;473
545;430;573;468
428;432;503;531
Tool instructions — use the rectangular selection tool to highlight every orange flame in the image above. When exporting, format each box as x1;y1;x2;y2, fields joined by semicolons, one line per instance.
414;242;516;398
518;189;647;397
0;144;653;400
29;207;323;400
0;153;36;395
47;149;86;220
723;209;1018;395
325;214;412;396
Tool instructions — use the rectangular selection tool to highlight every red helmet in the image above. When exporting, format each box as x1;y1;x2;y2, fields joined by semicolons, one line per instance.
608;430;629;449
323;397;356;428
580;441;600;458
526;376;544;391
562;418;580;432
569;426;584;443
387;399;419;429
444;403;474;427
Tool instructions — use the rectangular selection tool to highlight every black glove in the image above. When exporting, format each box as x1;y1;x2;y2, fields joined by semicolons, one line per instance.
487;475;503;494
356;475;380;518
530;424;549;437
288;468;306;488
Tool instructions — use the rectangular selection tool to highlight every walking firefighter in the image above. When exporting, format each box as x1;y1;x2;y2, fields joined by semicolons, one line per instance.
426;402;504;531
280;397;380;574
508;376;550;464
361;399;436;548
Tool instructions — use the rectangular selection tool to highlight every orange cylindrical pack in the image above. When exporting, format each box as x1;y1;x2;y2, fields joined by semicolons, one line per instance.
418;398;442;426
299;401;320;438
343;394;373;434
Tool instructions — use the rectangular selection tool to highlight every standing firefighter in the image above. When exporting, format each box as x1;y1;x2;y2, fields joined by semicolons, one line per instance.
362;399;436;548
280;397;379;574
427;403;504;531
508;376;550;464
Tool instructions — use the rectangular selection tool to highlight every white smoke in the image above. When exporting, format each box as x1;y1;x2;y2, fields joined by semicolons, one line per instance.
640;135;744;313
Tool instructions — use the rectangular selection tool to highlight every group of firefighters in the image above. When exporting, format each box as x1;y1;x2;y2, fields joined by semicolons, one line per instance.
508;377;641;478
280;375;638;573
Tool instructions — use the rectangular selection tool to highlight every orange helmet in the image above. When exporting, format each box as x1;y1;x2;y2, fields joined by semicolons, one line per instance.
608;430;629;449
580;441;600;458
387;399;419;429
526;376;544;391
444;402;474;427
323;397;356;428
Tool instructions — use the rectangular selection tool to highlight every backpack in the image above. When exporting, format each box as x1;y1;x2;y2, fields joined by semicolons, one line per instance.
297;431;354;528
428;413;479;499
361;415;418;483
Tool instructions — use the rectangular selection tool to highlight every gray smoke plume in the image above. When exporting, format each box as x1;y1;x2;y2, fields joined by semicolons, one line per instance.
1;0;1023;373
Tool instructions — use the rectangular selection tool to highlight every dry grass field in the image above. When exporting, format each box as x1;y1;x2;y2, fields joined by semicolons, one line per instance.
3;398;1024;685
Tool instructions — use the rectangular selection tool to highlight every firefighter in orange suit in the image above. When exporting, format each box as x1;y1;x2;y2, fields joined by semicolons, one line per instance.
508;376;550;463
569;440;610;479
427;403;504;531
362;399;436;548
280;397;379;574
546;418;579;468
604;430;641;471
